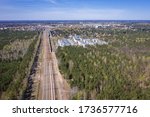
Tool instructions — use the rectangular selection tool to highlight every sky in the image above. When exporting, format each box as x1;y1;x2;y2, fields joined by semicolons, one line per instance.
0;0;150;20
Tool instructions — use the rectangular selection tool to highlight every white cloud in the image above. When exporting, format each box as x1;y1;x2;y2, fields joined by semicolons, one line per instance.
1;6;149;20
44;0;57;4
27;8;125;20
69;9;125;20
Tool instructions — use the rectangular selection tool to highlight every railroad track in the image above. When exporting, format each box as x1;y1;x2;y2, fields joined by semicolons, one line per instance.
39;29;70;100
49;61;56;100
41;29;56;100
48;31;56;100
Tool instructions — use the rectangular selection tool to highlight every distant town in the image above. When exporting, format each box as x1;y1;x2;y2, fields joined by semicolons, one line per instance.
0;20;144;31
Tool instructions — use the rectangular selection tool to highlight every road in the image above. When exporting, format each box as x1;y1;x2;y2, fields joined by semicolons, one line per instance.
38;29;70;100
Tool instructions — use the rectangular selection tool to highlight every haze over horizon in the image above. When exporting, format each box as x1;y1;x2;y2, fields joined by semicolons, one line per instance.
0;0;150;20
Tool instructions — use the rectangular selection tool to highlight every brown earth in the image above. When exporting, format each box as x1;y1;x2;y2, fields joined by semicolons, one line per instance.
37;29;70;100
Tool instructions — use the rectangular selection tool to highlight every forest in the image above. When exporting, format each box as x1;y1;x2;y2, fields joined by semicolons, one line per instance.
0;29;39;99
56;24;150;99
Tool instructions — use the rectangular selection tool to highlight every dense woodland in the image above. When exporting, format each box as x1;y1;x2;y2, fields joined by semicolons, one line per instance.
0;29;39;99
56;23;150;99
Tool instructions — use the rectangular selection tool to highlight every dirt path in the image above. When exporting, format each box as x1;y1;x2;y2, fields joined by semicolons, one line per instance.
51;52;70;99
38;29;70;100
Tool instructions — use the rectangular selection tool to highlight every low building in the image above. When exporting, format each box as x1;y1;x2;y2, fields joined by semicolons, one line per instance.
58;35;108;47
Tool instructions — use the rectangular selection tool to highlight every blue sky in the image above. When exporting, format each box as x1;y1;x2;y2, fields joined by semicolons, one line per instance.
0;0;150;20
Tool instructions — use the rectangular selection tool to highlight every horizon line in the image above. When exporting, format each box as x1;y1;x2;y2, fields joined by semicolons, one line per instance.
0;19;150;21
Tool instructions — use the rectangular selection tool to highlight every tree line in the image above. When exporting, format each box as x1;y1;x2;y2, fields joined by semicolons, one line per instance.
56;25;150;99
0;29;39;99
